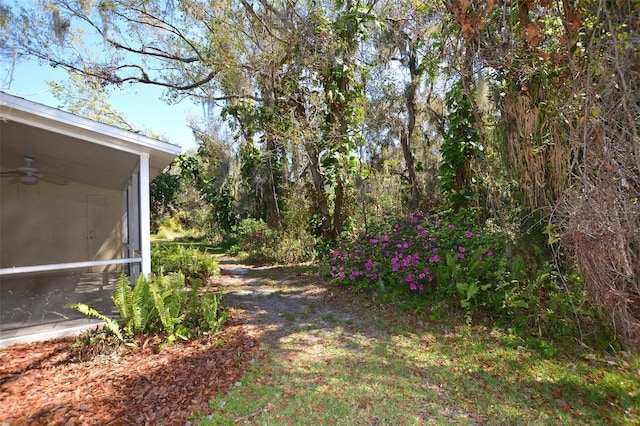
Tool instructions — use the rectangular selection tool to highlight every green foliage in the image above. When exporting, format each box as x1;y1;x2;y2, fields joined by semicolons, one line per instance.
230;218;278;256
151;243;219;280
112;272;154;337
64;302;124;342
191;278;227;334
69;271;226;345
207;184;238;233
147;274;188;342
150;171;182;233
324;210;619;348
227;217;318;264
440;80;483;211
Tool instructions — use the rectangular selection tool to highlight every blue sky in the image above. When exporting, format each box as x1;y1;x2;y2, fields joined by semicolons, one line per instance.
3;60;200;152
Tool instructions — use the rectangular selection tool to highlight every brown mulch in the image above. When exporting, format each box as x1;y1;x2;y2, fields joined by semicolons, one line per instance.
0;314;258;425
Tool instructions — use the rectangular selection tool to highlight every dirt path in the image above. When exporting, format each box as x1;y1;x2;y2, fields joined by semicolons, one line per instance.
212;257;488;425
216;256;381;351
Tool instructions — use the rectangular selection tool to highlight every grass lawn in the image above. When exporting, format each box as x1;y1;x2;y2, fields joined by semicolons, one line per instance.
195;264;640;425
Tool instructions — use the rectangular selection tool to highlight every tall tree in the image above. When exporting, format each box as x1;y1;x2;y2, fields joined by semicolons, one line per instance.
376;0;443;210
447;0;640;350
48;74;137;131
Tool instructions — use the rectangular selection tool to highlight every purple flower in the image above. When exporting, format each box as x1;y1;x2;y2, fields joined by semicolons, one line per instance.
404;273;414;283
458;246;466;253
435;221;441;227
466;231;474;238
429;255;441;263
419;271;431;281
365;259;374;271
487;250;494;257
349;270;363;280
410;282;417;291
457;253;465;259
448;224;456;230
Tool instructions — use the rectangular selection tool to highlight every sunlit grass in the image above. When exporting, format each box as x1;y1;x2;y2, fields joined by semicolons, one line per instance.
198;317;639;424
195;263;640;425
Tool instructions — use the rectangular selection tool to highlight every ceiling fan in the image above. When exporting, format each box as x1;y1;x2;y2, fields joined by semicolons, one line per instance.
1;156;68;185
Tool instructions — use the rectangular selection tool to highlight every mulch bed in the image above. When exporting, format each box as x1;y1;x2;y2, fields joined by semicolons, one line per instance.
0;313;257;425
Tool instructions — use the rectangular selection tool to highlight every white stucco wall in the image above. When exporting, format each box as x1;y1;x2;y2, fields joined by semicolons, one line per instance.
0;173;122;269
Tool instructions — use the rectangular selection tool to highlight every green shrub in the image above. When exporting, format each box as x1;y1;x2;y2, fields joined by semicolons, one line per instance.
235;218;278;253
151;243;219;279
324;210;620;349
227;218;317;264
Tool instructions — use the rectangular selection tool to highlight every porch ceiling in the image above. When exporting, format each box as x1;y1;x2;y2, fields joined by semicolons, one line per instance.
0;93;181;191
1;120;138;190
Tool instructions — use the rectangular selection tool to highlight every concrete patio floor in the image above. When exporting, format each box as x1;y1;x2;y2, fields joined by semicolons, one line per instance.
0;270;121;348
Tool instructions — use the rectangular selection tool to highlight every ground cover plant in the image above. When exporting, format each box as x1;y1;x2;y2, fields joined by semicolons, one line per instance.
68;272;226;347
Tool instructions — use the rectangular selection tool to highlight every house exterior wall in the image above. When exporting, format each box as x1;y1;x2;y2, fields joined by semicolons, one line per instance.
0;173;122;270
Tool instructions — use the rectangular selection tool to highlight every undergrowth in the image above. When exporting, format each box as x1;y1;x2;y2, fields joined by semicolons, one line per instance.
227;218;318;264
322;211;621;353
151;243;220;279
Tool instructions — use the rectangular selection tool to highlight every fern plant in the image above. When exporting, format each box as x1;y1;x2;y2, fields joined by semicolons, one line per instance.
67;270;226;346
199;291;227;334
112;273;155;337
148;273;187;342
64;302;124;342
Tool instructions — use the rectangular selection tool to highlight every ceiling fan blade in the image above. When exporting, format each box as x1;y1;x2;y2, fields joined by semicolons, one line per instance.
1;171;20;176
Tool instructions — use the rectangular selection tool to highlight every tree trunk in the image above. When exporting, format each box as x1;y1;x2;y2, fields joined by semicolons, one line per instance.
402;47;422;211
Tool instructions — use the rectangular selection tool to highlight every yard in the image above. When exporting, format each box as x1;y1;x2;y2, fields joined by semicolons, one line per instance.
1;256;638;425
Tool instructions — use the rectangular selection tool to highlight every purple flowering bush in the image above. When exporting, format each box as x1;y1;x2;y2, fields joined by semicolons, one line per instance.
325;210;507;316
